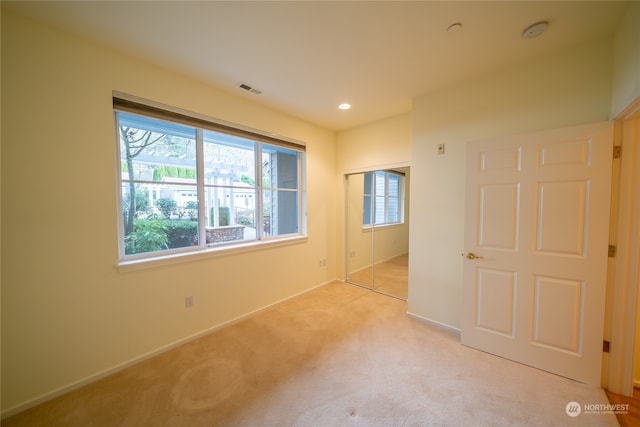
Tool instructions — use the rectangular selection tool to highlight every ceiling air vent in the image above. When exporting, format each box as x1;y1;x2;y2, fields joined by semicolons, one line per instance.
238;82;262;95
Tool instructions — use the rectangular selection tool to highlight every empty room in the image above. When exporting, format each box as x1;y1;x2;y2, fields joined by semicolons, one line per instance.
2;1;640;426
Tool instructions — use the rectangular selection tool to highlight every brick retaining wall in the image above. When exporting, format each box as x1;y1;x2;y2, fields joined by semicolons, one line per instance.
206;225;245;244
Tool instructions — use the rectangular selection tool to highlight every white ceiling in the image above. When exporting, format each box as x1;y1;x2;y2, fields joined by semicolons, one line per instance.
5;1;631;131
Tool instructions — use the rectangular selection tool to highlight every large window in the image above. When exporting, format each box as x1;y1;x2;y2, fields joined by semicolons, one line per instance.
363;170;404;226
114;95;305;263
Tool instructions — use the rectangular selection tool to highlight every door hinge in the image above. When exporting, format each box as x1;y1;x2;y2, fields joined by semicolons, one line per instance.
603;340;610;353
613;145;622;159
608;245;617;257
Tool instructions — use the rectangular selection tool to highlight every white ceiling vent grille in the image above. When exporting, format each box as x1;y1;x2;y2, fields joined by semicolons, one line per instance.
238;82;263;95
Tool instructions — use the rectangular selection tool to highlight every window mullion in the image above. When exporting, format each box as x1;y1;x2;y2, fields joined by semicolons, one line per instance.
371;174;375;225
298;152;304;235
400;175;405;222
385;174;390;224
196;128;206;247
255;142;263;240
114;112;126;258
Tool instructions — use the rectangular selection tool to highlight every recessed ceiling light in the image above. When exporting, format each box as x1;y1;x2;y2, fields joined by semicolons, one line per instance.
338;103;351;110
522;21;549;39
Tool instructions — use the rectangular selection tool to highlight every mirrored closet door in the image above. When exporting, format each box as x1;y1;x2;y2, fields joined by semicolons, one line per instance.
345;167;410;299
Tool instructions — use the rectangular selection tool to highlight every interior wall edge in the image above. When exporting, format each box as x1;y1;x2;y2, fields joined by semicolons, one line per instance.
406;311;461;336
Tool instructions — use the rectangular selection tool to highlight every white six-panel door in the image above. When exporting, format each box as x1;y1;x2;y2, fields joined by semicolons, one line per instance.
461;122;613;385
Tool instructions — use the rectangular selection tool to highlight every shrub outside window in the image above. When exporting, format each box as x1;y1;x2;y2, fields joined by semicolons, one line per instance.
114;95;306;263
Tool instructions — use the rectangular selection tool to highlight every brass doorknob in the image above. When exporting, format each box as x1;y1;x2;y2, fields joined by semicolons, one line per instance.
466;252;484;260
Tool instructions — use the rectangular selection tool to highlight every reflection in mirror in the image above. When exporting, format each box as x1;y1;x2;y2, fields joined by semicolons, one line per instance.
346;173;373;288
345;167;410;299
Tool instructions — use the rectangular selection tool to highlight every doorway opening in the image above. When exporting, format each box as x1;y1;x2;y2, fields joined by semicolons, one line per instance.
606;98;640;397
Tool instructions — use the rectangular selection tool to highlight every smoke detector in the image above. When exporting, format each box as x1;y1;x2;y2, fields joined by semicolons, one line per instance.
522;21;549;39
238;82;263;95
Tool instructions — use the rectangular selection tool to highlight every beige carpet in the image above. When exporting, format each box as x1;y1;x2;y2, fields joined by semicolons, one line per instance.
371;254;408;299
4;282;617;426
348;254;408;300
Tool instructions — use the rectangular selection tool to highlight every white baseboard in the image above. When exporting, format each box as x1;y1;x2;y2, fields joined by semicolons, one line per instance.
1;279;337;420
406;311;461;336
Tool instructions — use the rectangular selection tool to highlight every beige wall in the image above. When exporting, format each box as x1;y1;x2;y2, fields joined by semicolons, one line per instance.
611;1;640;118
1;10;337;413
408;37;615;329
336;114;411;279
336;114;411;173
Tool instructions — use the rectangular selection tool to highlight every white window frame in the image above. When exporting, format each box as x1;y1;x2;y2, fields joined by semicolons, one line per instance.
113;92;307;271
363;170;405;228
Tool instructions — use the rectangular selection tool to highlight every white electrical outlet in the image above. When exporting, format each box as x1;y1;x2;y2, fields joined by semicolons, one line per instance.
185;296;194;308
437;144;445;155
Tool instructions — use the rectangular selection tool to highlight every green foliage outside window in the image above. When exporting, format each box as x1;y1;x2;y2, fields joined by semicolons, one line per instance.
122;188;150;218
125;217;198;255
153;166;196;181
156;198;178;219
164;220;198;248
219;206;230;226
125;215;169;254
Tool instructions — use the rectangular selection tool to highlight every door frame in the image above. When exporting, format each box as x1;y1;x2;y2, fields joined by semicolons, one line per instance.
606;97;640;395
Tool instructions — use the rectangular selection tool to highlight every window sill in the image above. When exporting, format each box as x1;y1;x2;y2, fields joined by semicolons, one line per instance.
362;223;405;233
117;235;308;272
